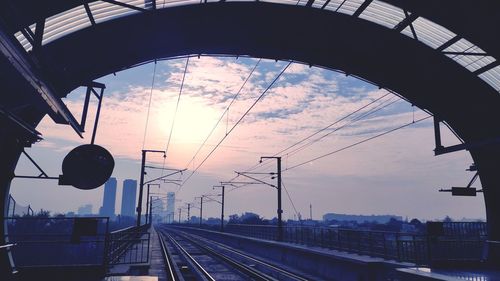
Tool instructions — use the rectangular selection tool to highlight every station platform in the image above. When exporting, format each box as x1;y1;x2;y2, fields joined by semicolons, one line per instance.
104;227;166;281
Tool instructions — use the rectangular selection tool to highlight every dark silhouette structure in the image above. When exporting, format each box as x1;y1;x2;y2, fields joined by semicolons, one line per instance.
1;0;500;277
99;177;117;218
120;179;137;218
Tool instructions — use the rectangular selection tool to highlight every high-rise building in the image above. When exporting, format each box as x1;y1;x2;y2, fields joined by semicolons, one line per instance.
99;177;117;218
121;179;137;218
77;204;92;216
166;192;175;223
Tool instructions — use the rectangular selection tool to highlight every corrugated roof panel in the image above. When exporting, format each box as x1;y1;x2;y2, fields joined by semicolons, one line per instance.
336;0;364;15
14;24;36;51
447;54;495;73
263;0;300;5
323;0;350;13
444;38;481;53
400;25;415;39
312;0;328;9
161;0;201;8
412;17;456;49
478;65;500;92
89;0;143;24
43;6;91;45
359;0;405;29
15;32;31;52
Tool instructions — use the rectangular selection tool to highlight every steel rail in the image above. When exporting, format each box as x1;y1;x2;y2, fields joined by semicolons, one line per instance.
170;230;278;281
176;229;310;281
157;230;180;281
162;231;216;281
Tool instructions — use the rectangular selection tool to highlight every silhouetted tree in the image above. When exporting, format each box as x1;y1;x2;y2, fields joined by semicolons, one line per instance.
240;212;264;224
228;214;240;224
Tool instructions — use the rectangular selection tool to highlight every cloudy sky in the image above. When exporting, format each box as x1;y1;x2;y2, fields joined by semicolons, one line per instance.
10;56;485;221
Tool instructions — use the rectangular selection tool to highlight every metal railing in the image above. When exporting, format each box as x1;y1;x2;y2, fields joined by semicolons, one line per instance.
105;223;150;265
5;217;152;268
6;194;34;217
5;217;109;267
179;223;486;265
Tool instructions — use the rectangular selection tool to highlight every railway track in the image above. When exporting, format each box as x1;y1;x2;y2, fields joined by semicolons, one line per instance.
156;226;317;281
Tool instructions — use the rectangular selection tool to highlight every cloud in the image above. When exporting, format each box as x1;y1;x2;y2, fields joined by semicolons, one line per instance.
15;56;484;221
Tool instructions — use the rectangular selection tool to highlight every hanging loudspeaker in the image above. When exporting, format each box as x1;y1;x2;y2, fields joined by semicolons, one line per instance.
60;144;114;190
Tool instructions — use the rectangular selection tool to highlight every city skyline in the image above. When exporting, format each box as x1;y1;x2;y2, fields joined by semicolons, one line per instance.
99;177;117;218
121;179;138;218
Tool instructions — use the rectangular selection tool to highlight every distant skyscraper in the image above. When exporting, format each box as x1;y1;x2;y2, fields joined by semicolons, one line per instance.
121;179;137;218
166;192;175;223
100;177;117;218
77;204;92;216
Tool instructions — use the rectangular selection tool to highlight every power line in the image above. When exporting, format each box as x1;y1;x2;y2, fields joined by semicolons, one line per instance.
184;59;262;170
281;178;300;220
284;96;401;158
245;91;392;173
284;115;432;172
141;61;157;150
165;57;190;157
180;61;293;188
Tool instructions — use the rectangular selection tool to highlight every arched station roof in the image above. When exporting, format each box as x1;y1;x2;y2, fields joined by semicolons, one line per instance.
1;0;500;146
2;0;499;94
3;0;500;266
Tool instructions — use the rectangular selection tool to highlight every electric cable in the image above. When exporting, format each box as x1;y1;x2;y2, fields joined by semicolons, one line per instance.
141;61;157;150
244;92;391;172
283;115;432;172
179;61;293;189
184;59;262;170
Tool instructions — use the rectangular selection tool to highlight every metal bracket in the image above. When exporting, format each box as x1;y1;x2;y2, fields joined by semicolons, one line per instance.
0;106;42;144
143;169;186;185
234;172;277;189
80;82;106;144
0;22;83;137
14;150;59;180
439;171;483;196
433;117;500;155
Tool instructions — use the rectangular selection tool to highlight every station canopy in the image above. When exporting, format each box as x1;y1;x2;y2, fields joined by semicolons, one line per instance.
1;0;498;95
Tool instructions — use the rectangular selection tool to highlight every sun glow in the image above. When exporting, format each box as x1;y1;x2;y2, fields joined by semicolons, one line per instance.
147;92;224;165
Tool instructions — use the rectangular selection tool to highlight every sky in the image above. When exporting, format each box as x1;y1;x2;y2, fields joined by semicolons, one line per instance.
10;56;486;221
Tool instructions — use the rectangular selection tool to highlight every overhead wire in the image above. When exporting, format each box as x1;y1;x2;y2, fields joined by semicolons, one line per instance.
244;91;392;172
283;115;432;172
281;178;300;221
141;61;158;150
283;96;402;159
165;57;190;157
245;92;396;174
183;59;262;170
180;61;293;189
161;57;190;176
220;90;404;205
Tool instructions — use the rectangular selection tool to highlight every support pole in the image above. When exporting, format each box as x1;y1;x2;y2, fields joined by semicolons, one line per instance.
136;150;164;226
187;203;190;223
199;196;203;227
149;197;153;224
277;157;283;241
137;150;146;226
145;184;150;224
434;117;444;152
259;156;283;241
221;186;225;232
178;208;181;223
